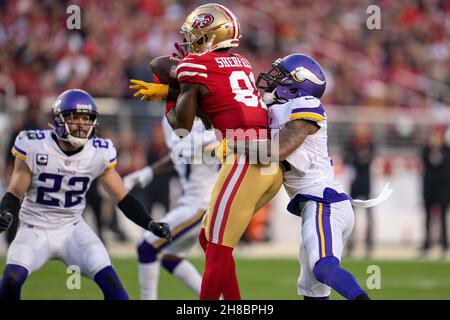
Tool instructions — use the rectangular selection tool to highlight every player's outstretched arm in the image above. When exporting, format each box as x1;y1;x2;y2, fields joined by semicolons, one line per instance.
99;167;172;241
129;80;169;101
129;80;180;101
0;157;32;233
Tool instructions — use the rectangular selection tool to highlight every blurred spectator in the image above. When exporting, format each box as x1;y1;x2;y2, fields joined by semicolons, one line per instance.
421;125;450;256
0;0;449;252
344;123;375;258
0;0;448;108
116;129;147;176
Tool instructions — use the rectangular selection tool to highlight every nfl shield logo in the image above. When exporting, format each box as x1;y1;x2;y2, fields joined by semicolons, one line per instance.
65;160;71;166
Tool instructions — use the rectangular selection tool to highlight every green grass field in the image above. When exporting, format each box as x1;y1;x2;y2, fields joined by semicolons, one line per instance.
1;257;450;300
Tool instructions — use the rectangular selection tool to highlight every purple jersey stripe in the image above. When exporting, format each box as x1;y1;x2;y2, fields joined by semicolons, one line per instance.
291;106;325;117
13;145;27;156
109;157;117;163
322;203;333;257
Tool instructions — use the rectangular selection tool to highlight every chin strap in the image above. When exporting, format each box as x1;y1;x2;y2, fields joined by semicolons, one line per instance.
351;183;393;208
66;135;89;148
48;122;93;148
263;89;287;107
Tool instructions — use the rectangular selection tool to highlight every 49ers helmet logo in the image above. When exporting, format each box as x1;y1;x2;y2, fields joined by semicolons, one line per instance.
191;13;214;29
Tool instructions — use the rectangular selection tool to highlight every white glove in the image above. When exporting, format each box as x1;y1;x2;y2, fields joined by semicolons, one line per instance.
123;166;154;190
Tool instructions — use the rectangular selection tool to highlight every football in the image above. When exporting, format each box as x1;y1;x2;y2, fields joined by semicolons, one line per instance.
150;55;180;89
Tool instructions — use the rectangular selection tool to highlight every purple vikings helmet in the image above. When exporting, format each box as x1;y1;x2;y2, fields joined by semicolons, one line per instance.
256;53;326;104
51;89;98;148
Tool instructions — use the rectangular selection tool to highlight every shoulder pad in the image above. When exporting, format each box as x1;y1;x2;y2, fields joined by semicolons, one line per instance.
11;130;47;162
18;129;47;141
289;97;326;122
91;137;117;169
177;54;209;83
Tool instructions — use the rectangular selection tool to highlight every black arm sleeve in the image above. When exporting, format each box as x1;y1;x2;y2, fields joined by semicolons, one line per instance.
117;193;153;230
0;192;20;218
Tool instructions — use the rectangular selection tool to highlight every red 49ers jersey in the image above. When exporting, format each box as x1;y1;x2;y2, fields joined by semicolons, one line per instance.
176;52;268;140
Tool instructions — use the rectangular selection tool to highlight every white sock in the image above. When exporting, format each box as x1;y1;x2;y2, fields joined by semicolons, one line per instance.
172;259;202;295
138;262;160;300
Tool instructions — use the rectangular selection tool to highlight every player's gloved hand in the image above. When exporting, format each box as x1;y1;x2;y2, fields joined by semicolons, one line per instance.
213;139;232;163
123;166;154;190
172;40;188;59
148;221;172;242
0;211;13;233
129;80;169;101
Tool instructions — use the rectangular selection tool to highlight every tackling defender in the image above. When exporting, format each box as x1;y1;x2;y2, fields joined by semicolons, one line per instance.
255;54;375;300
123;117;219;299
0;89;171;300
130;3;283;300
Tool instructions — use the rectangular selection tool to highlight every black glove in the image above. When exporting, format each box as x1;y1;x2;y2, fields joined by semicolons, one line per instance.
148;221;172;242
0;211;13;233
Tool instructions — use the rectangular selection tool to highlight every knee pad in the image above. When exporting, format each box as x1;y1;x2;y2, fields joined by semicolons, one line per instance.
136;240;159;263
313;256;340;282
2;264;28;287
161;255;183;273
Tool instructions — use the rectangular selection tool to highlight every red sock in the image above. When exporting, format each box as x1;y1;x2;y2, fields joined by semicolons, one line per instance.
200;243;240;300
222;255;241;300
198;228;208;253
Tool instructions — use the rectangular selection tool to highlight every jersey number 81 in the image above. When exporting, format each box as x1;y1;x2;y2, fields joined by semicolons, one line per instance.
229;71;266;109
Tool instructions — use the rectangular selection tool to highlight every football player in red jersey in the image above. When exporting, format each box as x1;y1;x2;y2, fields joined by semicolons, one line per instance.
130;3;283;300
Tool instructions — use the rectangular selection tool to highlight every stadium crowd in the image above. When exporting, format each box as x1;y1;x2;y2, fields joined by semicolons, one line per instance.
0;0;449;249
0;0;449;110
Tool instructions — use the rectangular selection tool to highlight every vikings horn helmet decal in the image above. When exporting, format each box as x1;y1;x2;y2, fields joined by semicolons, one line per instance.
257;54;327;103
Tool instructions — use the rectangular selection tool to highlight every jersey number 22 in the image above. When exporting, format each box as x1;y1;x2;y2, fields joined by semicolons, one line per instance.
36;173;90;208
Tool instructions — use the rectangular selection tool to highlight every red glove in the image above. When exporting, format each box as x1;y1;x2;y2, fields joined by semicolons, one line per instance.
172;39;188;59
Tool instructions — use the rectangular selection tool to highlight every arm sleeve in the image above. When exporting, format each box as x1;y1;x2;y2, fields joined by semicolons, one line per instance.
117;193;152;230
0;192;21;218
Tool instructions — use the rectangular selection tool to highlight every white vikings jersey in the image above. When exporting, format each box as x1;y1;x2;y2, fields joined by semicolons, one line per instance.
162;118;219;209
11;130;117;228
269;96;351;216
